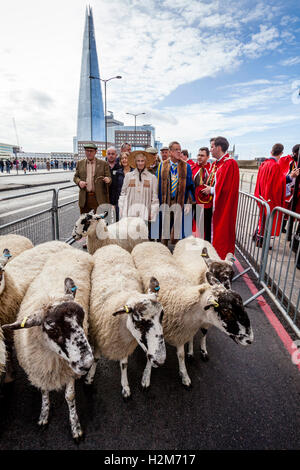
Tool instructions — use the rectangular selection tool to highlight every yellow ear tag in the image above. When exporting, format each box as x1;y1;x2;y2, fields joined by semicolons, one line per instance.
124;305;130;314
21;316;28;328
201;253;208;257
214;302;219;308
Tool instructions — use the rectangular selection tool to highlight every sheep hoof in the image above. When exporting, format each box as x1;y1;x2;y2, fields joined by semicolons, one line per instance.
182;382;193;390
38;419;49;427
200;350;209;362
121;387;131;401
73;431;84;444
186;354;195;363
141;384;150;393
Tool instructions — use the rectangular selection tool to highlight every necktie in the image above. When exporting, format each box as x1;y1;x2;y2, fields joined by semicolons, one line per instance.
170;162;178;198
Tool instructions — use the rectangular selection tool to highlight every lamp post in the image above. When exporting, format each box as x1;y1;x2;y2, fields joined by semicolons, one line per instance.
126;112;146;150
89;75;122;150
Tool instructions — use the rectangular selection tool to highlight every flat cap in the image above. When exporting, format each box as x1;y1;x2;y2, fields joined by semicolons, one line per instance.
160;146;169;151
83;142;97;149
145;146;158;154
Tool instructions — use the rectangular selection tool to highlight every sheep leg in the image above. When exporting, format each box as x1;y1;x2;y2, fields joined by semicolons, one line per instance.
84;358;98;385
187;339;194;361
177;344;191;388
141;358;152;390
199;328;209;361
120;357;131;399
65;379;83;441
38;391;50;426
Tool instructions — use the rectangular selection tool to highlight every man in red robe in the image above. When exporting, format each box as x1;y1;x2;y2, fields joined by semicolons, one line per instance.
201;136;239;259
278;144;300;213
254;143;286;246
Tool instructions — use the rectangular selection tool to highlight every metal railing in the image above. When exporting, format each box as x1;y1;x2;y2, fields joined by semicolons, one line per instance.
240;172;257;194
235;192;300;337
0;185;79;245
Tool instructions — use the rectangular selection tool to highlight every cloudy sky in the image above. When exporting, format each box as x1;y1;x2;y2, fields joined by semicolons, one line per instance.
0;0;300;158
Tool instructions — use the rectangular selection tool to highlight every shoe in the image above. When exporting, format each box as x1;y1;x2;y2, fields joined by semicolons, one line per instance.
82;244;87;250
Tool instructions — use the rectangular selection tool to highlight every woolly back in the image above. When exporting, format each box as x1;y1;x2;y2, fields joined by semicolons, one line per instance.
0;234;33;260
132;242;190;290
5;241;73;296
91;245;143;310
173;237;208;285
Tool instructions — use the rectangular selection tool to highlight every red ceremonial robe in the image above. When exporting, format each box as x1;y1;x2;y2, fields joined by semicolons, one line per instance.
254;158;286;237
211;154;239;259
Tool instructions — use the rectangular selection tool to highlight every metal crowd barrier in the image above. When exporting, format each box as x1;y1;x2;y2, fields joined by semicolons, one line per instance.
235;192;300;337
239;173;256;194
0;185;79;245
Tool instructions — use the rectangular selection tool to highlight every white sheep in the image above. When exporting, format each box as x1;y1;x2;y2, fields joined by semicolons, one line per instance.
85;244;166;398
132;242;253;387
2;248;94;441
72;210;149;254
0;234;34;260
0;241;72;383
173;236;235;288
173;236;236;360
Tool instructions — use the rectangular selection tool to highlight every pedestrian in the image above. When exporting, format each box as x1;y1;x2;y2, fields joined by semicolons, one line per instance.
201;136;239;259
5;159;11;174
191;147;212;241
278;144;300;216
21;159;27;174
160;146;169;162
181;149;189;161
145;147;160;175
46;160;50;171
254;143;291;246
106;146;122;221
0;160;3;173
156;141;195;245
120;142;132;154
73;142;111;216
33;162;37;172
118;150;159;239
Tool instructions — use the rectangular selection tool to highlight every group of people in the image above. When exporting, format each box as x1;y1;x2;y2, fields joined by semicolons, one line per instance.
73;137;240;260
253;143;300;268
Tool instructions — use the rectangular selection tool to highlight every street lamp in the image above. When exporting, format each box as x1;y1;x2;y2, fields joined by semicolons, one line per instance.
126;112;146;150
89;75;122;150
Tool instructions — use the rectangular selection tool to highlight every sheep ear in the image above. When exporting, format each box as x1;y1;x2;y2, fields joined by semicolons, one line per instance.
64;277;77;298
88;209;95;216
112;305;133;316
206;271;221;286
148;277;160;295
225;253;235;264
201;248;213;267
2;313;43;330
0;249;12;267
204;295;219;311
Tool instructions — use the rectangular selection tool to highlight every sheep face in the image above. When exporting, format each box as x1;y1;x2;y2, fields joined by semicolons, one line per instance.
114;294;166;368
3;285;94;377
72;210;108;240
0;249;11;295
205;273;253;346
207;261;234;290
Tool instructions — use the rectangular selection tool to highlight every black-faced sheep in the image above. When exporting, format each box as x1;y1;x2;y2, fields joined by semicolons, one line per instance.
71;210;148;254
3;248;94;441
86;244;166;397
132;242;253;387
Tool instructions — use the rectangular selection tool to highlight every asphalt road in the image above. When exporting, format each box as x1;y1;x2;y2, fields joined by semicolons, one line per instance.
0;255;299;451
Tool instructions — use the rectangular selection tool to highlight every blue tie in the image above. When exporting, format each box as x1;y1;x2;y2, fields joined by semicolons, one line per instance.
170;162;178;198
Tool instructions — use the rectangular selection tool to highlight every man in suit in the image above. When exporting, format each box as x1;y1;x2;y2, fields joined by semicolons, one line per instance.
73;142;111;214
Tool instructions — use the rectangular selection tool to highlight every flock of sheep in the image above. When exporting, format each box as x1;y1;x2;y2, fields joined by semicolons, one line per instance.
0;216;253;441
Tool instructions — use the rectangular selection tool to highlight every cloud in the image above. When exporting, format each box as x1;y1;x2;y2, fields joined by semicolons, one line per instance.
280;57;300;66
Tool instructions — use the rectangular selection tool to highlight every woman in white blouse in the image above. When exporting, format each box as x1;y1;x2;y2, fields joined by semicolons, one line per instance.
118;151;159;230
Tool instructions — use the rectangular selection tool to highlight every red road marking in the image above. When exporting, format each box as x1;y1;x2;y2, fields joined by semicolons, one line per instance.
235;259;300;371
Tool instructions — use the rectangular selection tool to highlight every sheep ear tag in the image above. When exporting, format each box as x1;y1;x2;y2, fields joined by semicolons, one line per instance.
112;305;133;316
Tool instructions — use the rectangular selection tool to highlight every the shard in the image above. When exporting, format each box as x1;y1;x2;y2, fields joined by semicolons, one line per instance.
76;6;105;143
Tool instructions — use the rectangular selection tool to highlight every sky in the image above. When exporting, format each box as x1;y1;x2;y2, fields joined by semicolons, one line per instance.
0;0;300;159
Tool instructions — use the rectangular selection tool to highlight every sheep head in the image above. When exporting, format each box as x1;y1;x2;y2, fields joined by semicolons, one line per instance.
201;247;235;289
72;210;108;240
2;277;94;376
113;279;166;367
202;272;253;346
0;249;12;295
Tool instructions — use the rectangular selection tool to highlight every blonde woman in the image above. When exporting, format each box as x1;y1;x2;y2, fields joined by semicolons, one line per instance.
118;151;159;237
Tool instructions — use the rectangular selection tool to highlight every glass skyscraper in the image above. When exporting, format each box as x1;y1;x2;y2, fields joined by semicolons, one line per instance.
76;6;105;143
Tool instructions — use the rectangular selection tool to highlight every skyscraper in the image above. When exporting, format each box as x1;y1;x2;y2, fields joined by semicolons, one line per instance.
76;6;105;144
